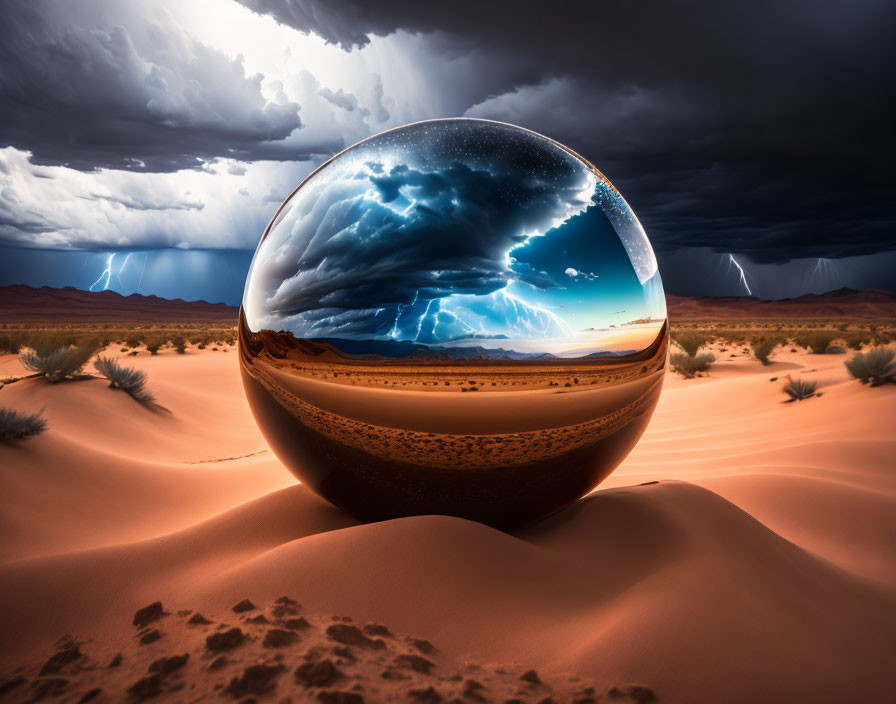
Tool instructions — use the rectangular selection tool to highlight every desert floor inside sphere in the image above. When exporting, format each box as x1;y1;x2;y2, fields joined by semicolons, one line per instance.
1;341;895;703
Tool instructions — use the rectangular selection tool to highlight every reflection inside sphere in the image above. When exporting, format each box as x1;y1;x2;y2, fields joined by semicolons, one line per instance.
240;118;668;528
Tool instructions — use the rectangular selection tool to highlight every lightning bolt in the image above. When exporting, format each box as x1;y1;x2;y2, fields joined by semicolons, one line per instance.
89;253;116;291
807;257;843;293
415;298;438;341
499;289;575;338
389;289;419;339
136;252;148;294
115;252;133;292
726;254;753;296
89;252;136;293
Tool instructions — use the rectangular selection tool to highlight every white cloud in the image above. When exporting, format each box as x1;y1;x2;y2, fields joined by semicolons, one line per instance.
0;147;313;250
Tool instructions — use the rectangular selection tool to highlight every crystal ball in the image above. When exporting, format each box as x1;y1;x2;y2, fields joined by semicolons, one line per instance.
239;118;668;528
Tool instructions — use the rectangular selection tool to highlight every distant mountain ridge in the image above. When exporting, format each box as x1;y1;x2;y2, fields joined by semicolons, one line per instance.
666;287;896;319
0;285;238;323
1;285;894;325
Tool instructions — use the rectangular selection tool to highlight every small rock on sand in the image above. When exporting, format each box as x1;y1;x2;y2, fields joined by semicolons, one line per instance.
187;613;212;626
29;678;69;699
316;691;364;704
128;673;163;701
393;654;435;675
133;602;165;627
464;679;486;701
270;596;301;619
206;627;246;652
282;616;311;630
263;628;298;648
148;654;189;674
407;685;442;703
364;623;392;637
608;685;657;703
224;664;284;698
209;656;229;670
0;677;25;697
521;669;541;685
295;659;341;687
40;644;82;675
138;629;161;645
410;638;437;656
231;599;256;613
107;653;123;668
78;688;102;702
326;624;385;650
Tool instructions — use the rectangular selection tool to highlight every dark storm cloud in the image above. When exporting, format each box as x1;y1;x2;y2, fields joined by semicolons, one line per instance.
0;1;324;172
254;130;593;337
268;160;583;331
239;0;896;265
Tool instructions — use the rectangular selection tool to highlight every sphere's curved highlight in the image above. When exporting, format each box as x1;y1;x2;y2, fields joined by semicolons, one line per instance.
240;118;668;528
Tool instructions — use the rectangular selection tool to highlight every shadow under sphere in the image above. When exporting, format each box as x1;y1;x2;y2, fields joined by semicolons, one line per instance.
239;118;669;529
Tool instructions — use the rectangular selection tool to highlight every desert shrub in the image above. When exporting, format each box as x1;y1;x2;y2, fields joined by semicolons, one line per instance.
20;340;98;382
783;376;817;401
671;331;713;357
795;331;836;354
23;331;78;356
144;336;164;355
169;334;187;354
0;332;30;354
93;356;154;404
842;331;870;350
670;352;715;378
0;406;47;442
845;348;896;386
125;335;141;348
750;335;784;365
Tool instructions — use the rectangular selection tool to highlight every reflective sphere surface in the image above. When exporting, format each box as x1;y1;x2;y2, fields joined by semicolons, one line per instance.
240;118;668;528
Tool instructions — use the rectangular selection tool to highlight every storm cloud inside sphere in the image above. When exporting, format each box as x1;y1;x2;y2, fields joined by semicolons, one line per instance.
243;119;664;351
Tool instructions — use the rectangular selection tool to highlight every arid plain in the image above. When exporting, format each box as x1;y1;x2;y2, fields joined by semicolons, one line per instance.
0;288;895;703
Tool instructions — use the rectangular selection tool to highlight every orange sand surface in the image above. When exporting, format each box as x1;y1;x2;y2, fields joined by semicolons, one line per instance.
1;344;894;703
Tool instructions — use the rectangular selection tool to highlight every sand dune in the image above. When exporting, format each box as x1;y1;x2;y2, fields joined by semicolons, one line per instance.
1;344;894;702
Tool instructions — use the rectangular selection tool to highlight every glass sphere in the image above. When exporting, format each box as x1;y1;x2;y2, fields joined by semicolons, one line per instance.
240;118;667;528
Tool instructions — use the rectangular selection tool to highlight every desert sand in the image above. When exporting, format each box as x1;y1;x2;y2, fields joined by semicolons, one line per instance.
1;343;894;703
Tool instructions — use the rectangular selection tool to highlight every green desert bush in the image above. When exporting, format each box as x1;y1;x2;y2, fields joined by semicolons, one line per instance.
845;347;896;386
671;331;713;357
0;406;47;442
670;352;715;378
782;376;817;401
795;331;836;354
20;340;98;382
93;356;154;404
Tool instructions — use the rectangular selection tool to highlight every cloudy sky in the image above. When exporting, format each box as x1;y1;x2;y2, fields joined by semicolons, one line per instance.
0;0;893;303
241;119;666;352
